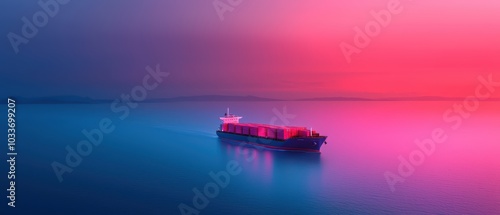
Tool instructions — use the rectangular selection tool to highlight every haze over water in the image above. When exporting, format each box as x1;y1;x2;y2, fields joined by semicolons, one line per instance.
3;0;500;214
5;101;499;214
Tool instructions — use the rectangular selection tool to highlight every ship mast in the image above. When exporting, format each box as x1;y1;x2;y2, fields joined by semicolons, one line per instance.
220;108;242;124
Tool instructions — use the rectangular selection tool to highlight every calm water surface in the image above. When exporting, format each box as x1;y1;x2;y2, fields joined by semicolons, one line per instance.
4;101;499;214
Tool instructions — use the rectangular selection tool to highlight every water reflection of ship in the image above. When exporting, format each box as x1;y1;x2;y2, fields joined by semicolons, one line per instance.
217;138;322;184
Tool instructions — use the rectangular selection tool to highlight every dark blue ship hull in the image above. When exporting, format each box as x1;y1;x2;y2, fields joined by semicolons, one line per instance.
216;131;327;152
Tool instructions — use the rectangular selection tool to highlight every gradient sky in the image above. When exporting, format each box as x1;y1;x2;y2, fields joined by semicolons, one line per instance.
1;0;500;99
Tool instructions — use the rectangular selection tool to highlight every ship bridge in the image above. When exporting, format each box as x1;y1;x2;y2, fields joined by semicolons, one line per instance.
220;108;242;124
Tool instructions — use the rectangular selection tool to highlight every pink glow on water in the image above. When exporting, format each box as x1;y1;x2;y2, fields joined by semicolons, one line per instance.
262;150;274;182
299;101;500;213
154;101;499;213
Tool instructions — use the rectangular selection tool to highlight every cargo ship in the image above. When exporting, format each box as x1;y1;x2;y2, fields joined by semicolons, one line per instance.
216;109;328;152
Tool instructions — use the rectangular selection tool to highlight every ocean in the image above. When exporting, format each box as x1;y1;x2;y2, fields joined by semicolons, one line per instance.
3;101;499;214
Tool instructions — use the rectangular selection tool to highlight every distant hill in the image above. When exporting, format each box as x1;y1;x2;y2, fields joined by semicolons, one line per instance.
147;95;282;102
7;96;110;104
4;95;280;104
294;96;479;101
295;97;374;101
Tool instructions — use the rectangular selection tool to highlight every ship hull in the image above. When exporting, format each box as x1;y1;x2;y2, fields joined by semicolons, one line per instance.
216;131;327;152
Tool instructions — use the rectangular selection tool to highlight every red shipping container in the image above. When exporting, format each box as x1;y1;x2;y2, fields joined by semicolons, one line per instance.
277;128;291;140
305;130;311;137
235;124;243;134
242;125;250;135
298;129;310;137
257;126;267;137
289;128;298;137
221;123;229;132
249;127;258;136
276;128;284;140
266;127;277;139
312;130;319;136
228;123;235;133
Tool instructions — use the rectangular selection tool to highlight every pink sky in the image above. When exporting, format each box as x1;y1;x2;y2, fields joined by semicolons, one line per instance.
4;0;500;99
161;0;500;99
